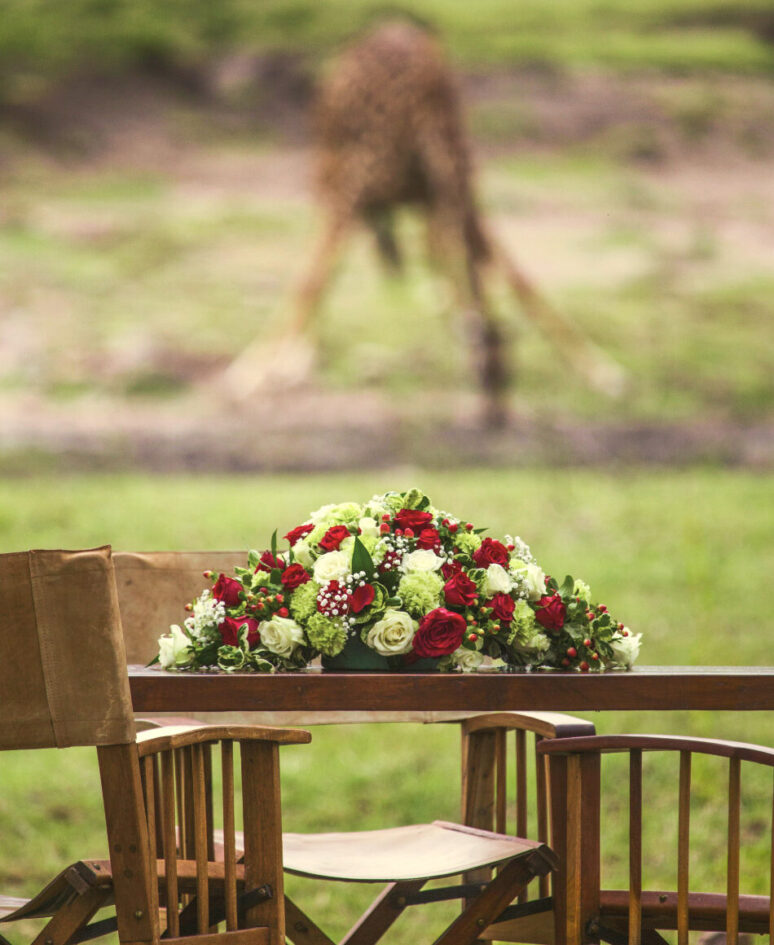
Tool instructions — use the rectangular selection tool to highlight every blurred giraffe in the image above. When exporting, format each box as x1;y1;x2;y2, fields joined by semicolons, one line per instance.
225;20;625;426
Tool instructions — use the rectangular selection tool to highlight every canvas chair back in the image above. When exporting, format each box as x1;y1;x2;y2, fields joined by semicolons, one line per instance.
0;546;135;750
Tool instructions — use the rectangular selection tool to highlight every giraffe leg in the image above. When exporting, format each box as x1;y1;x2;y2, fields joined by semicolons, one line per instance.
221;214;351;397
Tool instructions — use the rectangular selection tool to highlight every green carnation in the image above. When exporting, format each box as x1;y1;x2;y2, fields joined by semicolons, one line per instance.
454;531;483;556
507;600;538;645
289;580;321;622
573;579;592;603
305;613;348;657
398;572;443;617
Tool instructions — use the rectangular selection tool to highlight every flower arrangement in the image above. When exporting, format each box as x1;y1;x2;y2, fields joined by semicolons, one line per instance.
156;489;640;674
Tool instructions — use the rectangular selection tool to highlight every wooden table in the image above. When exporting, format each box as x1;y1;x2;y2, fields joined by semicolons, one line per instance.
128;665;774;713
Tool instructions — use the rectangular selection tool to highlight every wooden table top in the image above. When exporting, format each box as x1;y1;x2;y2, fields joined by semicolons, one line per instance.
128;665;774;713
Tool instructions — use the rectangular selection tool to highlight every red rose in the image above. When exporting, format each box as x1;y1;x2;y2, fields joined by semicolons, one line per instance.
394;508;433;531
256;550;285;572
441;560;463;581
413;607;466;658
472;537;510;569
211;573;242;608
443;572;479;608
284;522;314;546
281;563;311;590
219;616;260;647
319;525;351;551
349;583;375;614
535;594;566;632
416;527;441;551
488;593;515;623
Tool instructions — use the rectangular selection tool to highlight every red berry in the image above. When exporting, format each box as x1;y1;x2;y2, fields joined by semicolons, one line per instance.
185;603;193;612
567;646;577;658
507;543;515;551
586;611;595;621
260;586;268;593
598;604;607;613
203;570;213;579
381;514;391;522
580;661;590;672
380;523;390;534
618;622;624;630
404;528;414;538
256;602;264;611
395;529;403;537
449;522;459;533
623;629;629;637
583;638;592;647
466;523;474;531
468;633;478;642
592;652;599;661
470;619;478;627
278;607;289;617
562;658;570;667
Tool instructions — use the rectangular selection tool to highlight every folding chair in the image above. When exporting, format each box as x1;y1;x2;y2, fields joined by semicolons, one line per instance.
0;546;309;945
539;734;774;945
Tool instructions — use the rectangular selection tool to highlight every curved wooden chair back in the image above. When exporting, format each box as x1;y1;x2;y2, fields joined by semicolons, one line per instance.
539;734;774;945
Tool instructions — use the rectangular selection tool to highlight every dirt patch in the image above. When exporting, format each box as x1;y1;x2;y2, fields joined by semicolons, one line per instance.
1;390;772;472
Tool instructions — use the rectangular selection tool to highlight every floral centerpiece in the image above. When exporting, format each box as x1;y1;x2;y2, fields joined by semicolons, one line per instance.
156;489;640;674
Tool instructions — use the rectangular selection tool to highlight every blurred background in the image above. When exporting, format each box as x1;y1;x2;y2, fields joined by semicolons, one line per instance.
1;2;774;943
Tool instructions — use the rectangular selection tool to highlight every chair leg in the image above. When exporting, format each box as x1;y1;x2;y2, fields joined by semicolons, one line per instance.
340;880;427;945
285;896;337;945
433;855;547;945
31;888;109;945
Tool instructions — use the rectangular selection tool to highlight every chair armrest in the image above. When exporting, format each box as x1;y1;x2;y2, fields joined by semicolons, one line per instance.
135;715;209;732
460;711;596;739
136;723;311;756
537;734;774;765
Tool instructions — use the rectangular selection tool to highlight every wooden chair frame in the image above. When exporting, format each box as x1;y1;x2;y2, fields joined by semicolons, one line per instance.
539;734;774;945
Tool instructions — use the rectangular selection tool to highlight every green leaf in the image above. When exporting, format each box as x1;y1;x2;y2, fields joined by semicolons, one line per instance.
351;535;375;577
146;654;160;667
560;575;574;597
417;495;430;510
270;529;278;560
386;596;401;606
269;567;282;585
402;488;423;510
247;549;260;570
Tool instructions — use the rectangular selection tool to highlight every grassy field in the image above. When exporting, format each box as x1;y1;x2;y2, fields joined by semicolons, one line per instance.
1;469;773;943
2;0;774;96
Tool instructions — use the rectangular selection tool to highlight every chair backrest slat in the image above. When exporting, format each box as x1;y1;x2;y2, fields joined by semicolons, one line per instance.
535;735;550;898
628;749;643;945
191;745;210;933
770;771;774;945
222;741;239;932
495;729;507;834
677;750;691;945
143;755;161;923
161;750;180;937
727;757;741;945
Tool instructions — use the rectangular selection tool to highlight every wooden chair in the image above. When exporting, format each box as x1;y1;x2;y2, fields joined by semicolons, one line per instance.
0;546;310;945
539;734;774;945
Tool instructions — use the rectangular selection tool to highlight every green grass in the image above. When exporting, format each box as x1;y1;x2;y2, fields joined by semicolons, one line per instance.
1;469;773;942
2;0;774;95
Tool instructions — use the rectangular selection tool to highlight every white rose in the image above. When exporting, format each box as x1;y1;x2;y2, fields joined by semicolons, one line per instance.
158;625;193;669
452;647;484;673
609;631;641;670
309;503;337;524
365;609;417;655
482;563;513;597
313;550;350;584
358;516;379;538
259;616;305;658
292;539;314;569
401;549;443;573
511;559;546;600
